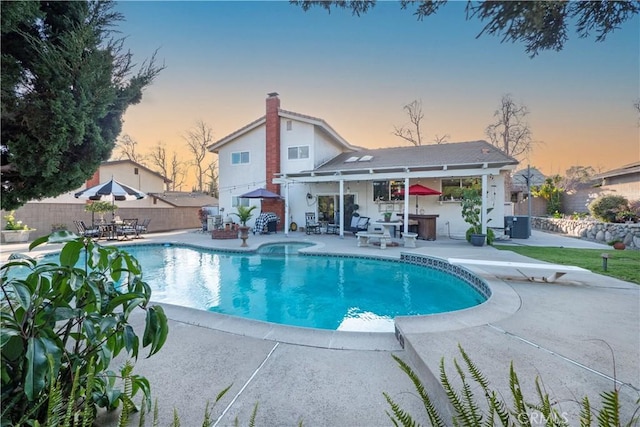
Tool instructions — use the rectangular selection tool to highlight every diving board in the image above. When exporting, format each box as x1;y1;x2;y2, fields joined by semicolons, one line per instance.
447;258;590;283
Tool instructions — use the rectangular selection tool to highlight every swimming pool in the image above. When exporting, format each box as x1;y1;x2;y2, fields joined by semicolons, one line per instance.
115;243;487;332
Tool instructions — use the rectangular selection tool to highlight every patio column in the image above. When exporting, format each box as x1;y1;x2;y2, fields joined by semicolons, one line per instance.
339;179;345;238
404;177;410;234
481;174;488;234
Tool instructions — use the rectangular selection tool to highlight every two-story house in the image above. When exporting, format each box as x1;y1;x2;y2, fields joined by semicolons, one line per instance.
209;93;519;239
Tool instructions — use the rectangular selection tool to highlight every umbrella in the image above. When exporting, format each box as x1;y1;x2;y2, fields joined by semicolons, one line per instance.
239;188;282;199
75;178;146;220
397;184;441;214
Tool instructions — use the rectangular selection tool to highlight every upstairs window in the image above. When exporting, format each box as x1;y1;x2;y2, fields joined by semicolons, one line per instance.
287;146;309;160
231;151;250;165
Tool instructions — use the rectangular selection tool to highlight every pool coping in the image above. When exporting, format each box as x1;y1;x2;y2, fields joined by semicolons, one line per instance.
4;237;522;351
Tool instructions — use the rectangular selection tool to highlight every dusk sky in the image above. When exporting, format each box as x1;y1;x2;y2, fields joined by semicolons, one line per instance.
115;1;639;184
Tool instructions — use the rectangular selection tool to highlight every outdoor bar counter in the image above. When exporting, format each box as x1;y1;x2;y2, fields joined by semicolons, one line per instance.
408;214;438;240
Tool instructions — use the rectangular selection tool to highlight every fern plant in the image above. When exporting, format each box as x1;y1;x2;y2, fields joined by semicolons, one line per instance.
385;344;640;427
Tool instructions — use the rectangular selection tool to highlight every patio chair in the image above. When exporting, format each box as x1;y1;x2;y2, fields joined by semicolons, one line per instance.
305;212;321;235
76;220;101;238
117;218;138;240
136;218;151;235
349;215;370;234
326;215;339;234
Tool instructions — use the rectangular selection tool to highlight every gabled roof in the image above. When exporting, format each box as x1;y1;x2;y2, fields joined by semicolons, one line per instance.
207;109;359;153
512;167;546;190
208;116;266;153
301;140;517;176
594;161;640;180
102;159;172;183
278;109;361;151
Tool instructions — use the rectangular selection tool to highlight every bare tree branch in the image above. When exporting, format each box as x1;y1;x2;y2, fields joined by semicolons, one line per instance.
184;120;213;192
205;160;219;198
114;134;146;165
393;99;424;146
169;152;186;191
433;134;450;144
146;141;184;190
148;141;168;177
485;94;536;160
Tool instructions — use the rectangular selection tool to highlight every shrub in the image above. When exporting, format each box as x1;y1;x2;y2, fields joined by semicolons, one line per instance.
3;210;30;230
461;189;494;244
615;210;637;223
1;234;169;424
570;212;588;220
629;199;640;217
589;195;630;223
531;175;563;215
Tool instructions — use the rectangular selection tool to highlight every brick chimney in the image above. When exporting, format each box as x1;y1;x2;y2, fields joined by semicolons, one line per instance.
262;92;284;227
86;169;100;188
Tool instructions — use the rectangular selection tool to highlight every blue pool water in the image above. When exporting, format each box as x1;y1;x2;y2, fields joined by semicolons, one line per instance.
115;243;486;332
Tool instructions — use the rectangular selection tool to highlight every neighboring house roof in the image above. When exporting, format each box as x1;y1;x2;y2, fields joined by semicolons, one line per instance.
286;140;517;177
102;159;172;184
207;109;360;153
511;167;546;192
594;161;640;180
149;191;218;207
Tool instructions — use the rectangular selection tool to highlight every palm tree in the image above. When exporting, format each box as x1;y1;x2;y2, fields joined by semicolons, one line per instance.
232;205;257;227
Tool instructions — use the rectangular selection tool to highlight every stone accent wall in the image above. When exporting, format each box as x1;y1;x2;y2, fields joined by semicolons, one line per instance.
532;217;640;249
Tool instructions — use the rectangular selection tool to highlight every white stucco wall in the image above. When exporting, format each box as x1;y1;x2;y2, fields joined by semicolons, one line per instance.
313;129;345;168
280;119;315;174
286;172;509;238
217;126;267;224
28;161;168;208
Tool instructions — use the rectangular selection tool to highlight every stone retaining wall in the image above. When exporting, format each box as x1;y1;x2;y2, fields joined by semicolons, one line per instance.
532;217;640;249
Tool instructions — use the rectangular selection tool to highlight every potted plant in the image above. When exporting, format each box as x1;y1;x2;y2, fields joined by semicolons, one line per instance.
460;189;494;246
84;200;117;224
198;207;208;231
608;239;626;250
51;223;68;232
2;211;35;243
383;212;392;222
232;205;257;247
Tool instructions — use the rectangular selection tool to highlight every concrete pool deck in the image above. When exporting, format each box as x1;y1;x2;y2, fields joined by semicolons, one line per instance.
2;229;638;425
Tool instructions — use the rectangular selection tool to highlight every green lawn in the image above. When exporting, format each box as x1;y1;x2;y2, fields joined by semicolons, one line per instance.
493;245;640;285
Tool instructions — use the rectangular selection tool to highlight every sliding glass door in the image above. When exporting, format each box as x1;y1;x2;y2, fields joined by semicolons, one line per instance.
317;194;356;226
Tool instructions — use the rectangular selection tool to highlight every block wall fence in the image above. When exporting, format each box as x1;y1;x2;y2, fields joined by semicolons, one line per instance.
1;204;202;242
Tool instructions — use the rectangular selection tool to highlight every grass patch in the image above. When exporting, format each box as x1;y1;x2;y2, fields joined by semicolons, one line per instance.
494;245;640;285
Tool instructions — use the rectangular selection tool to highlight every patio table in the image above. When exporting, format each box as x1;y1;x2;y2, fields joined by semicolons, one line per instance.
371;221;401;248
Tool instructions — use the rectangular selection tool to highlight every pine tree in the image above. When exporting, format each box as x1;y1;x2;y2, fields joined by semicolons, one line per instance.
1;1;163;210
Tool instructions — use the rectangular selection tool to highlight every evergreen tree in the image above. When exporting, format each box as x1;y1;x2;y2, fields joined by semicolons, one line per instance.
292;1;639;57
1;1;163;210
